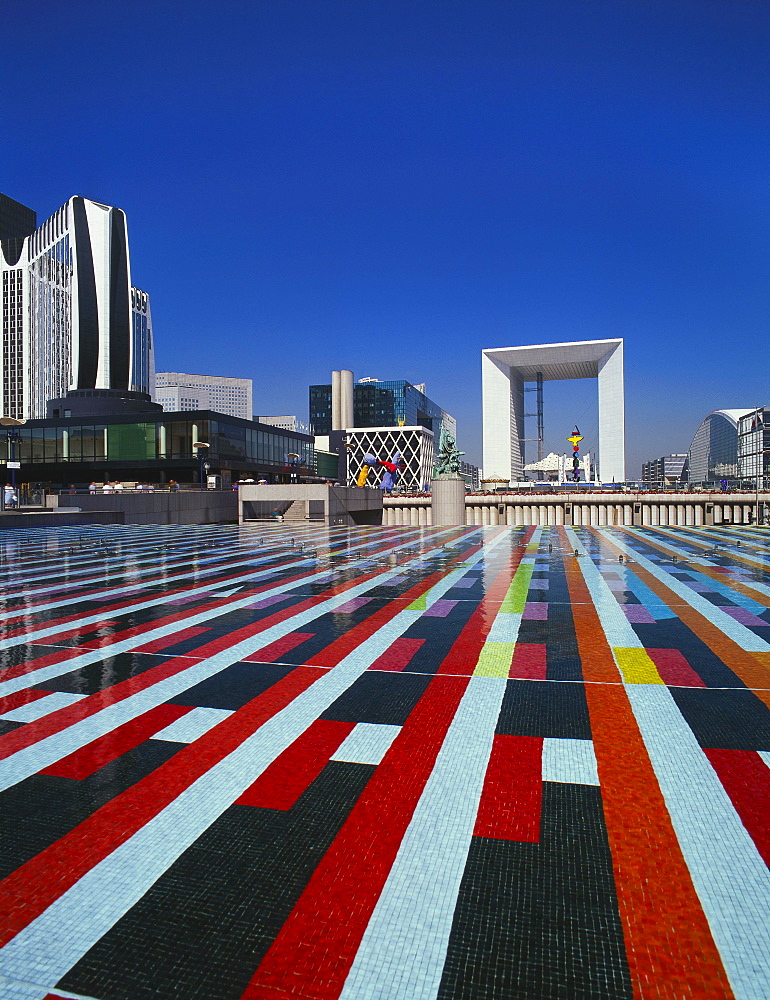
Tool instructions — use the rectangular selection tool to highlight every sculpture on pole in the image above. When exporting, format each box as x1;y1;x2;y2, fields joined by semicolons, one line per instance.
567;426;584;483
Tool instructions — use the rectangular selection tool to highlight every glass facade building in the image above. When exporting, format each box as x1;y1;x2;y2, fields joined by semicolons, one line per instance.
2;410;315;486
309;379;456;439
1;195;155;420
686;409;751;484
738;407;770;483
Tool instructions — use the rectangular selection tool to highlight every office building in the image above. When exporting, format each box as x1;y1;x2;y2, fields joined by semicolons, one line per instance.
256;415;309;433
738;407;769;483
5;407;314;487
155;373;252;420
310;374;456;440
641;454;687;488
1;194;154;420
482;339;625;484
0;193;36;241
309;371;457;489
686;409;751;484
131;287;155;397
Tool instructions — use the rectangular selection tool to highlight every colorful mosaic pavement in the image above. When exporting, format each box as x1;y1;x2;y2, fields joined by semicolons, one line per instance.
0;521;769;1000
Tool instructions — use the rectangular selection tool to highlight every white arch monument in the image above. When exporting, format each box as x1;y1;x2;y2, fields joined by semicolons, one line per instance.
482;338;625;484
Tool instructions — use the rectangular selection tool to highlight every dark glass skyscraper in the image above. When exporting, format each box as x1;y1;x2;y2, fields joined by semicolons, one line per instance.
309;378;455;439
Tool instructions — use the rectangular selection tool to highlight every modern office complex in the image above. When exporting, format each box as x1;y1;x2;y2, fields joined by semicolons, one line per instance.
155;373;252;420
1;193;154;420
5;408;314;487
641;454;687;487
344;426;436;491
738;407;769;484
309;371;457;489
0;192;36;242
686;409;751;484
309;373;456;439
482;339;625;483
255;415;310;433
131;287;155;397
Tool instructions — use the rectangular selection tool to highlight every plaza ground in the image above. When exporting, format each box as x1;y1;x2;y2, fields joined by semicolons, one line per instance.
0;521;769;1000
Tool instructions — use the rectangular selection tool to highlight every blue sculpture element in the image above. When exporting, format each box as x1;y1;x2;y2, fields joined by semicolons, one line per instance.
379;452;401;491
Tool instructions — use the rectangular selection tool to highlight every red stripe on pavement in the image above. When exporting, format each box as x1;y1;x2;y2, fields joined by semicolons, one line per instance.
704;748;770;865
473;734;543;841
0;666;321;948
133;626;211;654
437;528;535;676
308;537;493;670
0;646;88;685
646;648;706;687
41;704;192;779
236;719;354;809
0;572;389;761
368;637;426;672
0;688;50;715
241;673;469;1000
242;632;316;663
509;643;547;679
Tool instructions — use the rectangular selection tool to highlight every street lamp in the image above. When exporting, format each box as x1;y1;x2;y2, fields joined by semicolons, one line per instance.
193;441;210;489
1;417;26;498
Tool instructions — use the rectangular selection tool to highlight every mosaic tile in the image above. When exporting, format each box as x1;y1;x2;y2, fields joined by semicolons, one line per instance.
0;522;769;999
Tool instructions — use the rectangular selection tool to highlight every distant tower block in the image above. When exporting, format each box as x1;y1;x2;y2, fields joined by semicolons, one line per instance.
482;339;625;484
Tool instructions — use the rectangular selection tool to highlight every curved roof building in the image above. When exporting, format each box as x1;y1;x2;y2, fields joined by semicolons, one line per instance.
686;409;751;483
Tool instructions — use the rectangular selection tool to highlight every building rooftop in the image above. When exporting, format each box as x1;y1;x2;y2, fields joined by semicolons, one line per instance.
1;521;769;998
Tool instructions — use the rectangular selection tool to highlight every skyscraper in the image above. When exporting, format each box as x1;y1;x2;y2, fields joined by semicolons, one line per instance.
154;373;252;420
0;194;154;419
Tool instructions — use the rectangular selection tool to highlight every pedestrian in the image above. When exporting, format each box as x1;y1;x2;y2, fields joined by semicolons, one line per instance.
4;484;17;508
102;482;114;494
169;480;180;492
68;484;77;495
113;481;124;492
89;481;98;494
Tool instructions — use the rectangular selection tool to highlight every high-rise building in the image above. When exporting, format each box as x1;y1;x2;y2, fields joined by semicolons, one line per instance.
131;287;155;397
641;454;687;487
737;407;769;484
154;373;252;420
686;409;751;484
309;372;457;490
309;375;456;439
0;193;36;241
0;194;154;419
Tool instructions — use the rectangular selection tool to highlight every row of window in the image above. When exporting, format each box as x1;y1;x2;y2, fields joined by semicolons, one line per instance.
2;420;315;468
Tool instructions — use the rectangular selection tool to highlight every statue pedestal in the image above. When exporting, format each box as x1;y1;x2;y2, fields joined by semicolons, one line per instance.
431;477;466;526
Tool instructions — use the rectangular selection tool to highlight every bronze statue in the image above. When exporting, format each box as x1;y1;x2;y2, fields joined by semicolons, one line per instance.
434;431;464;478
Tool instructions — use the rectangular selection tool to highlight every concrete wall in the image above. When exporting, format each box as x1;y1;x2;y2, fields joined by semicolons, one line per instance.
239;484;383;527
57;491;238;525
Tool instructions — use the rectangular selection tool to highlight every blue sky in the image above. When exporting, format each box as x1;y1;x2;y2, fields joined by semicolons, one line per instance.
4;0;769;476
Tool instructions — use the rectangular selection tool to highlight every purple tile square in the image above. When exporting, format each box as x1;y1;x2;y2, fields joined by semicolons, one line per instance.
684;580;712;593
248;594;291;609
622;604;657;624
724;606;770;628
530;578;549;590
334;597;373;614
450;578;477;589
423;599;459;618
167;592;211;606
522;602;548;620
